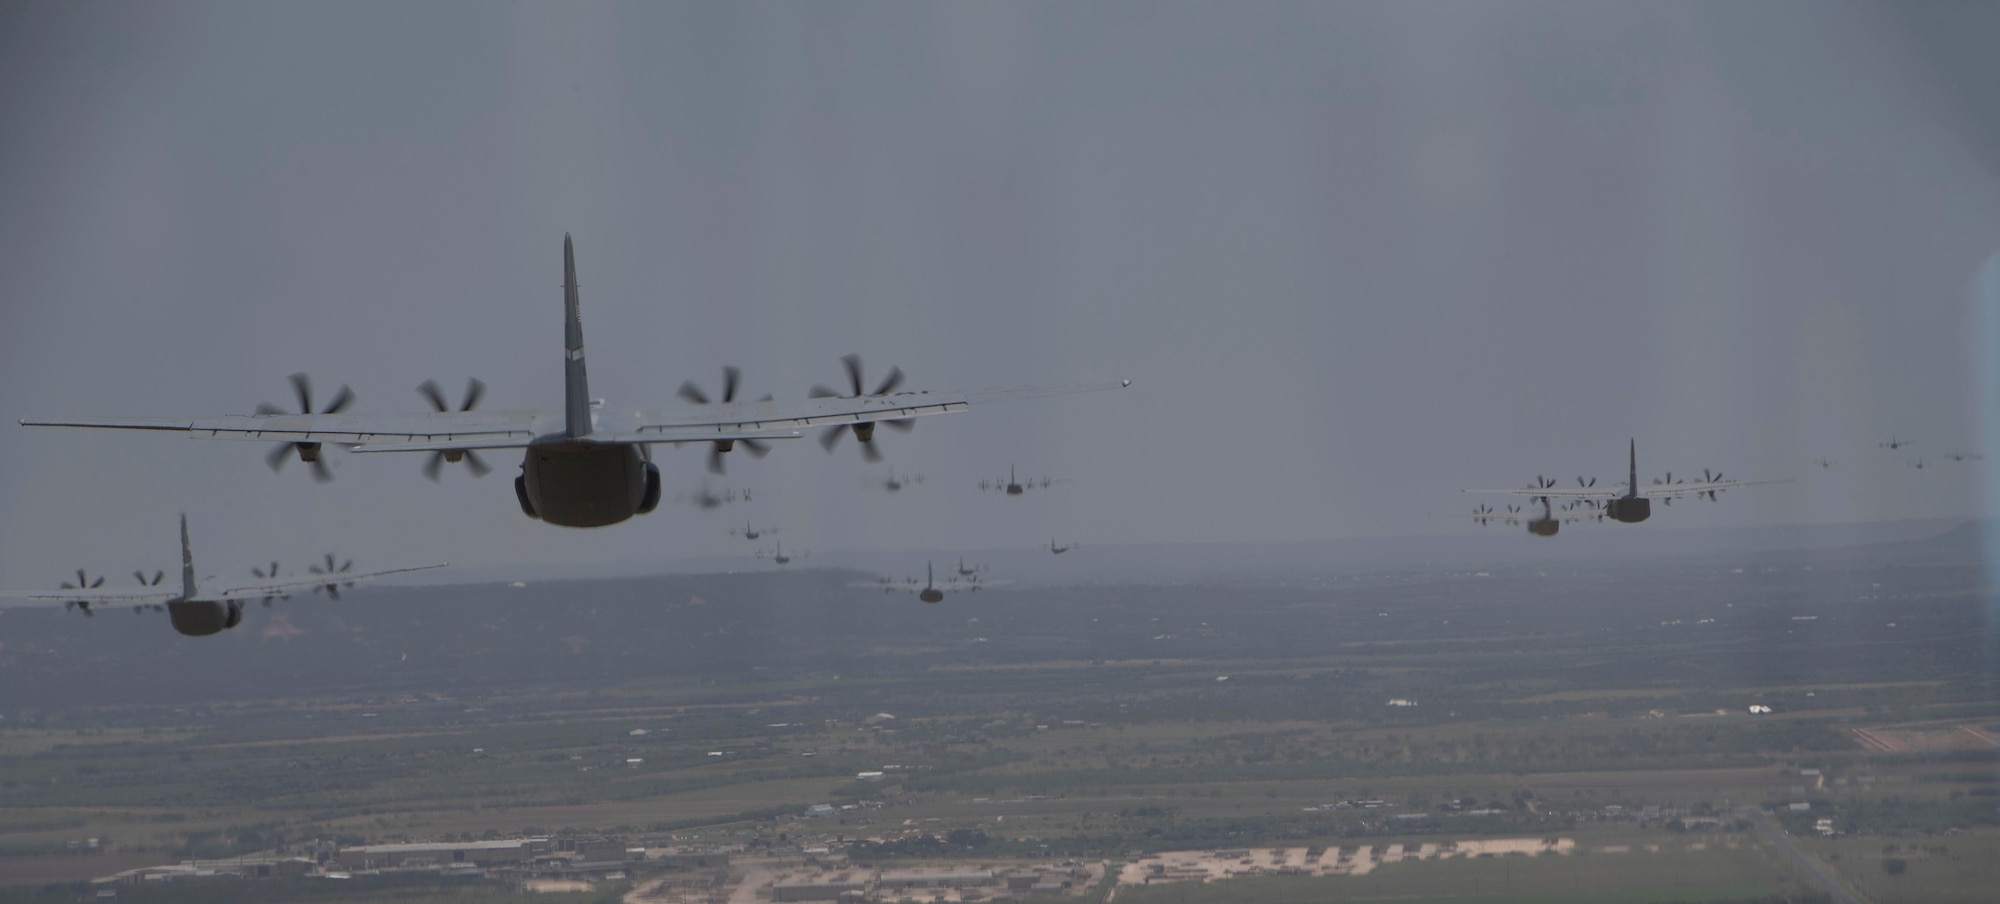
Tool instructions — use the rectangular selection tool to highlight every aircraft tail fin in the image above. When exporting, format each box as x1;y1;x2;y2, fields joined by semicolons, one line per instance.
563;234;592;437
179;514;197;599
1628;438;1638;497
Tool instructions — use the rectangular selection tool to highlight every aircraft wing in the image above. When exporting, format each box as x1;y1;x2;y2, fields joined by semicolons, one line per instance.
1462;486;1622;500
24;380;1127;451
21;411;543;448
1635;478;1789;499
0;589;179;606
214;563;447;599
627;380;1130;438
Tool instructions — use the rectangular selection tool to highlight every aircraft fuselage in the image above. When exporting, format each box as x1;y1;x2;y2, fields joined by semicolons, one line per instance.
518;439;661;528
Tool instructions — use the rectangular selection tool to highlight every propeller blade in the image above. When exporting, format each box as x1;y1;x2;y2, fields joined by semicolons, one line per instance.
310;456;334;483
290;372;314;414
808;384;841;399
464;450;491;478
255;402;287;416
871;366;905;396
707;446;727;475
266;443;294;473
721;366;740;404
819;425;848;452
417;379;450;412
325;584;340;601
841;354;865;397
740;439;770;458
423;451;446;482
460;378;484;411
321;384;355;415
883;418;915;433
861;440;884;463
677;381;710;405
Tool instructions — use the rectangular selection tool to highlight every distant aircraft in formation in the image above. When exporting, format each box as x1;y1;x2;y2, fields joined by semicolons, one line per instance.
1048;539;1074;555
1881;436;1915;451
21;235;1128;529
871;470;926;494
680;485;751;511
0;515;441;636
980;465;1062;495
757;541;802;566
1465;440;1783;537
916;562;944;604
727;521;777;541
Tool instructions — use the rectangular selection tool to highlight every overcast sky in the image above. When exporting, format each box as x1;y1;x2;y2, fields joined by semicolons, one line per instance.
2;1;1998;585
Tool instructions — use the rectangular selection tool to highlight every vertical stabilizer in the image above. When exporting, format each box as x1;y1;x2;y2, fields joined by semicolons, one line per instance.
1627;438;1638;497
563;234;592;437
179;514;197;599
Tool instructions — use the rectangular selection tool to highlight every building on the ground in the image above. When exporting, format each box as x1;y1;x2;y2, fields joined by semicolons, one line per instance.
335;838;550;870
654;850;730;870
877;868;996;890
773;874;866;901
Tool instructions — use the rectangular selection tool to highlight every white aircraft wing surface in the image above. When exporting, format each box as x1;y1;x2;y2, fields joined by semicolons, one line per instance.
214;563;447;599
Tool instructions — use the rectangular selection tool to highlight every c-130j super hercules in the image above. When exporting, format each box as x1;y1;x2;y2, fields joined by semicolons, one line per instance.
24;236;1128;528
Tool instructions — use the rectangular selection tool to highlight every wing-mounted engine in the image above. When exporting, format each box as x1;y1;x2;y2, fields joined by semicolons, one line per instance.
810;355;917;462
416;378;492;480
257;373;355;483
308;553;356;599
678;367;774;474
56;569;107;616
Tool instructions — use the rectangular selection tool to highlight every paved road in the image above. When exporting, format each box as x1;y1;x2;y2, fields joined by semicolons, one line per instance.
1741;807;1864;904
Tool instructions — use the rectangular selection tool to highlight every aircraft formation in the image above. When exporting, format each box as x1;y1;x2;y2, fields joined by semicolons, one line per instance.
9;235;1128;632
17;234;1953;625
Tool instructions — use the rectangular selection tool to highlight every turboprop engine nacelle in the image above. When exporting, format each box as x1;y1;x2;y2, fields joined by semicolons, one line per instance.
167;600;243;637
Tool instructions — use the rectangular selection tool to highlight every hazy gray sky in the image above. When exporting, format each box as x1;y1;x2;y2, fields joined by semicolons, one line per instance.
3;1;1998;582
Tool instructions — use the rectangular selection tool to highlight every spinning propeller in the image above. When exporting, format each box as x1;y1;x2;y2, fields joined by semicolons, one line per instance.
416;378;491;480
257;373;354;483
810;354;914;462
58;569;105;616
678;366;774;474
252;561;290;606
308;553;356;600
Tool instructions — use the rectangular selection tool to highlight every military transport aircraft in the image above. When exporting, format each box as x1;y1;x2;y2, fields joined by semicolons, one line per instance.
0;515;442;636
1464;440;1783;535
979;465;1063;495
21;235;1129;529
727;520;777;541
